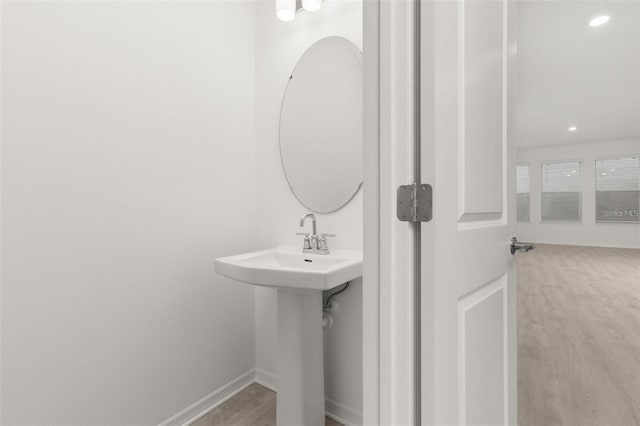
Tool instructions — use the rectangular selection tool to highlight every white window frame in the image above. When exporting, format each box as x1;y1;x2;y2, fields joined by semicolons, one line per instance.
516;162;531;223
594;155;640;224
540;159;583;224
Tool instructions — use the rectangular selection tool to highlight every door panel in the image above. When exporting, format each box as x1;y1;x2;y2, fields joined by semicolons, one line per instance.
461;275;507;426
461;0;505;218
423;0;517;425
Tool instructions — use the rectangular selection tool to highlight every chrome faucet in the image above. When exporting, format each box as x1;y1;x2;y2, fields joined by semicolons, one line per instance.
297;213;334;255
299;213;317;236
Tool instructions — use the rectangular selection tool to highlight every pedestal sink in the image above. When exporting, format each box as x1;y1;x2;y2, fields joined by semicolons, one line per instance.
214;246;362;426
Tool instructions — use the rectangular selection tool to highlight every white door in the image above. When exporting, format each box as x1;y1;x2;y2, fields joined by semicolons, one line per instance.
420;1;518;425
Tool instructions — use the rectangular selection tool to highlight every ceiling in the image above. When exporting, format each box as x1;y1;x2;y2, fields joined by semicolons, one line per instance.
516;1;640;148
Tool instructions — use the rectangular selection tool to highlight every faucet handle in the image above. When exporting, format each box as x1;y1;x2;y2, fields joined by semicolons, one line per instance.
296;232;312;250
317;233;335;252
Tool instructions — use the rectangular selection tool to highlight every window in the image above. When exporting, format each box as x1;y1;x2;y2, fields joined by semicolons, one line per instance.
516;164;530;222
595;157;640;223
541;161;582;222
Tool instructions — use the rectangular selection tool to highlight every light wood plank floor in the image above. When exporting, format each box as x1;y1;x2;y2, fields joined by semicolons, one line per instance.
190;383;342;426
518;244;640;426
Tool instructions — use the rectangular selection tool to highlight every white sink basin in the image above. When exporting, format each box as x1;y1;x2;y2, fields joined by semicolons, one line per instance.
214;245;362;426
214;245;362;294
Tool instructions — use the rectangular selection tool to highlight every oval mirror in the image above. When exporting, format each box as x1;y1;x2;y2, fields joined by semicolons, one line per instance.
279;36;363;213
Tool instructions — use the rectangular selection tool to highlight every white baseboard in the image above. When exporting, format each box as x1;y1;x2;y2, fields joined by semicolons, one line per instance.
325;397;363;426
160;368;363;426
159;369;254;426
254;367;277;392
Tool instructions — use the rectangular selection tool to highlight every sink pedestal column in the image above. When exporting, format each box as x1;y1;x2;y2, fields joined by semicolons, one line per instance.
276;290;325;426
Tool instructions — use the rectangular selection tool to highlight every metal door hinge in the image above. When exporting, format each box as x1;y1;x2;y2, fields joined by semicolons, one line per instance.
397;183;432;222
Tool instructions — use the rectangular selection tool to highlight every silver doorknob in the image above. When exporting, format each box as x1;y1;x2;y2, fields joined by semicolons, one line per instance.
510;237;534;255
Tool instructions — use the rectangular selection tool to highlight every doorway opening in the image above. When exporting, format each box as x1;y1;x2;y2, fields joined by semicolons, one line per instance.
515;2;640;424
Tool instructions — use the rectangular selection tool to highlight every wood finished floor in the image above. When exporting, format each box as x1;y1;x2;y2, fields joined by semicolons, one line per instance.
190;383;342;426
518;244;640;426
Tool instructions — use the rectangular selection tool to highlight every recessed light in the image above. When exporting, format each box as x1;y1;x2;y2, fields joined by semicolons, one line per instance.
602;172;607;176
572;170;577;173
611;168;615;171
589;15;610;27
566;174;571;177
568;126;578;132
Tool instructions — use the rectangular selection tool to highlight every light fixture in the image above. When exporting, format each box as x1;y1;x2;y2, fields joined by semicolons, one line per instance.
276;0;296;22
589;15;610;27
572;170;577;173
602;172;608;176
277;0;323;21
302;0;322;12
568;126;578;132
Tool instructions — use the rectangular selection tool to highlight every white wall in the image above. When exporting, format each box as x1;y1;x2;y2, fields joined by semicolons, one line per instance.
1;2;258;424
517;139;640;248
254;0;364;416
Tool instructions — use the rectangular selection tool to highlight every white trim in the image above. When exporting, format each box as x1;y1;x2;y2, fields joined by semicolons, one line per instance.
503;272;509;426
325;397;363;426
254;367;277;392
377;1;418;425
457;0;467;220
0;0;3;415
362;0;381;425
364;0;424;423
501;0;509;232
159;370;254;426
159;369;363;426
